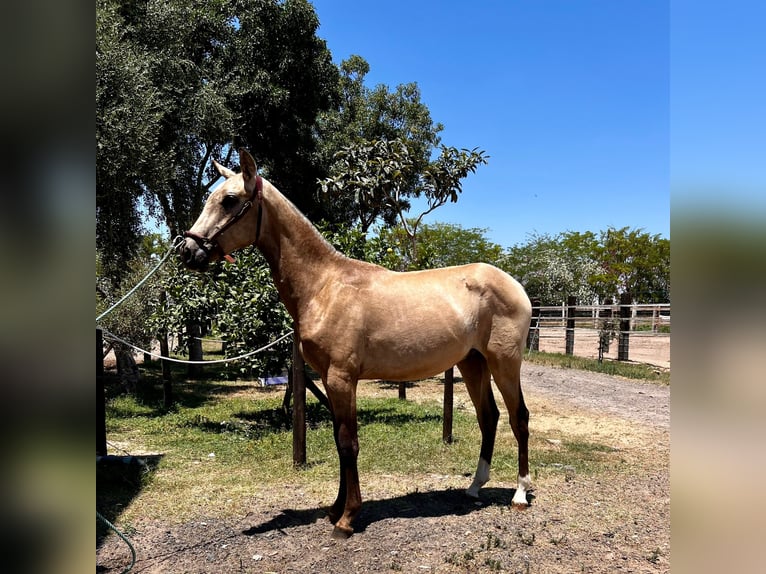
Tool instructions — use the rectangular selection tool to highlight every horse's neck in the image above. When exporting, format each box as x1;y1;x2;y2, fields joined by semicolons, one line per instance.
257;184;341;320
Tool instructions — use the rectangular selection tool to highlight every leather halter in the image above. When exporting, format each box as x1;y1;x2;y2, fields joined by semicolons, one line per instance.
183;174;263;259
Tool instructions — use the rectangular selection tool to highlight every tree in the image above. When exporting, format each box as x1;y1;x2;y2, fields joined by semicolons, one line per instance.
416;223;504;269
232;0;339;218
97;240;167;391
96;0;165;281
593;227;670;303
501;228;670;305
315;55;443;226
147;250;292;380
398;146;488;265
374;222;503;271
96;0;338;282
501;232;600;305
319;138;415;232
320;138;488;264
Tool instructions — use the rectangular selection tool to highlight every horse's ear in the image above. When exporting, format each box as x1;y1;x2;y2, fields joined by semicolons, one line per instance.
238;148;258;196
212;159;236;179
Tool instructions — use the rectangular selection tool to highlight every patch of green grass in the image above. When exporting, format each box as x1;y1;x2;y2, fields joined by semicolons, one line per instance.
100;374;632;522
524;350;670;385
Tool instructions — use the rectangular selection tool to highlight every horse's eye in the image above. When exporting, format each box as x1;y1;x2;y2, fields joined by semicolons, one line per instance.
221;195;238;209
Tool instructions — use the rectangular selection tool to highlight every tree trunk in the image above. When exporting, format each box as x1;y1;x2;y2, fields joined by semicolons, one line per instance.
186;320;203;378
116;347;140;393
160;333;173;408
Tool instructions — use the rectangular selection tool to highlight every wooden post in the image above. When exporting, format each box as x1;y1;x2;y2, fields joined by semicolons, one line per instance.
527;298;540;351
618;292;631;361
598;298;614;363
97;328;107;456
565;295;576;355
442;367;454;444
186;320;203;378
160;332;173;408
292;332;307;466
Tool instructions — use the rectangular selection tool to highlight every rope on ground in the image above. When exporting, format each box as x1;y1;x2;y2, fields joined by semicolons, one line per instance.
97;510;136;574
100;329;293;365
96;236;184;322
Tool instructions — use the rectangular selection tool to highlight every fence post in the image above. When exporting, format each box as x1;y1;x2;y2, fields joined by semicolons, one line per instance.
442;367;454;444
598;298;614;363
292;332;307;467
527;298;540;351
618;292;631;361
186;320;203;378
97;327;107;456
160;332;173;408
565;295;576;355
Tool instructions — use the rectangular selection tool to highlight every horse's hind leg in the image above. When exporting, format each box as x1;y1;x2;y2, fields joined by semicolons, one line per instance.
459;350;499;498
487;351;532;507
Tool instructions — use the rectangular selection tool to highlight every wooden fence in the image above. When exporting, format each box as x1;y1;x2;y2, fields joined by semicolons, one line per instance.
527;296;670;368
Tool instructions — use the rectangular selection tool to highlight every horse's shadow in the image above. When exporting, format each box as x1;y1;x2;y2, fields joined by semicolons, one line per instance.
242;487;527;536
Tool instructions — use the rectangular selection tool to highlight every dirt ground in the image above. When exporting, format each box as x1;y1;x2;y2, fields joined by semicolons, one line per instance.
536;328;670;370
97;363;670;573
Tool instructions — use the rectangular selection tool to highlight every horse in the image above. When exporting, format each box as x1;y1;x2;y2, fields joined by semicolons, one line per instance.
179;148;533;538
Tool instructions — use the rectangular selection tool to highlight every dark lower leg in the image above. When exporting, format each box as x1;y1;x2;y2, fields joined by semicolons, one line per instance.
479;391;500;463
514;394;530;478
329;421;346;522
332;422;360;538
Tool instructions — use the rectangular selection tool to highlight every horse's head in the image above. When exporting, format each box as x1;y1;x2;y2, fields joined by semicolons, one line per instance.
179;148;263;270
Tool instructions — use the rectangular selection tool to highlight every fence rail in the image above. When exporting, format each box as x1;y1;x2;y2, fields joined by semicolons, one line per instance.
526;299;670;368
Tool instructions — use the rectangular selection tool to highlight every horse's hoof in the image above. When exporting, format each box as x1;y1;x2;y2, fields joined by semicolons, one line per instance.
331;524;353;539
327;504;343;524
512;501;529;510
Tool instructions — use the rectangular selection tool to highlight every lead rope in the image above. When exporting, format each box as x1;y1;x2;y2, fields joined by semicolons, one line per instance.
97;236;185;322
97;510;136;574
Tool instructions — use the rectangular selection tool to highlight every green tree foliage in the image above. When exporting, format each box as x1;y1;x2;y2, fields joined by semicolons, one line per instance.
593;227;670;303
316;55;444;227
320;138;488;263
502;228;670;304
96;0;338;282
501;231;600;305
147;251;291;379
97;236;169;388
375;222;503;271
96;0;165;281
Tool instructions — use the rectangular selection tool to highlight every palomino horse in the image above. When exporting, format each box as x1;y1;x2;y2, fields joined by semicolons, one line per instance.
180;148;533;538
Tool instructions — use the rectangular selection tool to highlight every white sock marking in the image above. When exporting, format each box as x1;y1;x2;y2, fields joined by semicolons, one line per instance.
512;473;532;505
466;457;490;498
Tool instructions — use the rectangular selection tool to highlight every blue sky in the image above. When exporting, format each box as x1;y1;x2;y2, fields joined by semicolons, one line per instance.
311;0;669;248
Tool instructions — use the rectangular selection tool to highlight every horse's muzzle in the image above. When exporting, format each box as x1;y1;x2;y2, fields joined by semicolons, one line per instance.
178;236;211;270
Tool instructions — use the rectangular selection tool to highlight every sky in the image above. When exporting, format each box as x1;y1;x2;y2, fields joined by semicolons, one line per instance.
311;0;670;248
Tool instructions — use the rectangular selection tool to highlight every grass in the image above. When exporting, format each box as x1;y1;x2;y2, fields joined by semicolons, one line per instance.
524;350;670;385
99;362;635;525
100;347;662;524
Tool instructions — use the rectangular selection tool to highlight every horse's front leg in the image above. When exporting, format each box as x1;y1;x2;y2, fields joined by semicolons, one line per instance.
326;370;361;539
328;416;346;523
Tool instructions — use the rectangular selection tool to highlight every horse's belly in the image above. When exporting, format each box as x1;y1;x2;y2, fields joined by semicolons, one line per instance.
359;335;471;381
